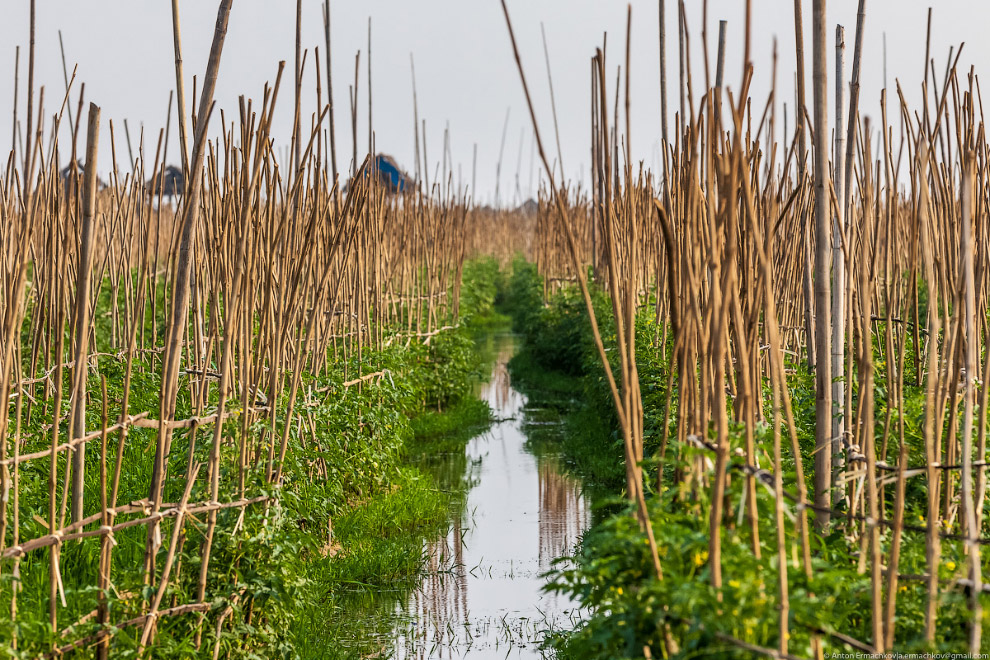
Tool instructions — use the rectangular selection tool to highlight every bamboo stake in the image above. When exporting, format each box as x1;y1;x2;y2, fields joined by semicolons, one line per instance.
68;103;101;523
170;0;191;174
832;24;846;501
959;152;983;653
148;0;234;575
658;0;669;146
795;0;816;371
323;0;338;187
811;0;832;532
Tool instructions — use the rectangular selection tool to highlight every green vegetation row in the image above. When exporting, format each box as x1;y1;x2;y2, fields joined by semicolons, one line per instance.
502;259;983;658
0;259;506;658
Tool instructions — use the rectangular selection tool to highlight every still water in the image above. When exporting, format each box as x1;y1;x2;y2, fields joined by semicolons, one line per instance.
393;332;590;659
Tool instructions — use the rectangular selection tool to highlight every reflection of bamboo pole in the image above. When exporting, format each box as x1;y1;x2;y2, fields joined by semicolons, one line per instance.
538;458;588;564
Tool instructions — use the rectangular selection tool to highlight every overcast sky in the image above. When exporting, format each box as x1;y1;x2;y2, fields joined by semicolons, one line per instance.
0;1;984;204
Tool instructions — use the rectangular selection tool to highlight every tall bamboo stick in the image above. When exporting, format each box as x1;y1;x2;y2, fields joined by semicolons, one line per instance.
170;0;191;174
831;24;846;499
811;0;832;532
149;0;234;563
69;103;101;523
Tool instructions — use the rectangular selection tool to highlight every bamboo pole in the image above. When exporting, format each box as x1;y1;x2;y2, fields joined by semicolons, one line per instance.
959;153;983;653
811;0;832;532
658;0;668;146
23;0;35;192
794;0;816;371
148;0;234;570
10;46;18;161
323;0;338;187
842;0;866;216
57;31;75;144
541;23;565;181
832;24;846;500
170;0;191;174
293;0;303;176
69;103;101;523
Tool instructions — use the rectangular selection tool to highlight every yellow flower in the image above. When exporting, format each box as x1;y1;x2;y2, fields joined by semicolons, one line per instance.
899;585;907;593
728;579;741;589
693;550;709;566
616;587;624;595
945;561;957;572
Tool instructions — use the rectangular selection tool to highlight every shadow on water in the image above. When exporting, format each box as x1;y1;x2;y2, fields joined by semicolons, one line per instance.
392;331;590;659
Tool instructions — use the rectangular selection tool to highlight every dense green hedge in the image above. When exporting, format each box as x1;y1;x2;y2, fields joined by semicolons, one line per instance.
1;260;500;659
503;259;980;659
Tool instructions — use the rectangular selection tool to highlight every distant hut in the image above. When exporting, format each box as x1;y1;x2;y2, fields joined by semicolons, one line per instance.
374;154;414;193
146;165;185;199
341;154;415;195
518;198;538;215
59;159;103;197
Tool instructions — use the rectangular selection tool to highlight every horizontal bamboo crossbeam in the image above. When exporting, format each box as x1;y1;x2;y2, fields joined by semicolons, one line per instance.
1;406;270;468
3;495;269;559
684;435;990;546
8;347;166;393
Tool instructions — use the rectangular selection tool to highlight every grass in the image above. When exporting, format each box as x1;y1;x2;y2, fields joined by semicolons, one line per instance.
290;398;494;660
292;467;459;659
287;286;508;659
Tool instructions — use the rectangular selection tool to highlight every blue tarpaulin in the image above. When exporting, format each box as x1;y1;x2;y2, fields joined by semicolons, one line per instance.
375;154;413;192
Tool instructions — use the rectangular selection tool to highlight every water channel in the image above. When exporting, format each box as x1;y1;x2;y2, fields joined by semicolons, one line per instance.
391;331;591;659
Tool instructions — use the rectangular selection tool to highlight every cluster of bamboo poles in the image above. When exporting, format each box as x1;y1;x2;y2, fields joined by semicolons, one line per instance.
505;0;987;655
0;0;529;654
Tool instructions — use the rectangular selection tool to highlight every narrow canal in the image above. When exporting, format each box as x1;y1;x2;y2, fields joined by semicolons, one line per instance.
393;331;591;658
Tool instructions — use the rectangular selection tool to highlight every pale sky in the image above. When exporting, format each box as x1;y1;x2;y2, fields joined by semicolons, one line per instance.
0;1;984;205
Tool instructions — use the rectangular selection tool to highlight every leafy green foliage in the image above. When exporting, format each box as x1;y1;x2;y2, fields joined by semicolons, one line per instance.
503;262;985;658
0;259;502;658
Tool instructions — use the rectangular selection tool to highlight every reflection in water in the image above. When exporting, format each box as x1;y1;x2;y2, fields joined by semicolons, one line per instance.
538;458;588;570
394;334;590;659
